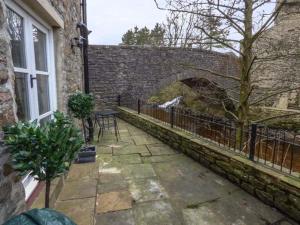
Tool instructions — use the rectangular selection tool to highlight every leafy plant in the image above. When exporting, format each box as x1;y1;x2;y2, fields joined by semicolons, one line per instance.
4;112;83;208
67;92;95;143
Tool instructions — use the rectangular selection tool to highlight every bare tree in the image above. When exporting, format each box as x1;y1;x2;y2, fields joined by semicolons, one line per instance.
162;0;230;49
154;0;299;130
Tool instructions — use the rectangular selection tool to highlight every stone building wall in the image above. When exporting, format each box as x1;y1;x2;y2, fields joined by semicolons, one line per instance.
252;1;300;110
89;45;239;108
0;0;83;223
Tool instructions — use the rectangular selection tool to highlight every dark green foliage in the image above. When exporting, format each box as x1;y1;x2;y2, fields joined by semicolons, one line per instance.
67;92;95;120
121;23;165;46
4;112;83;181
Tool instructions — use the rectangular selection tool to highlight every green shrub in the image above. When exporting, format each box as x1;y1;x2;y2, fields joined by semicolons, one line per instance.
4;112;83;208
68;92;95;142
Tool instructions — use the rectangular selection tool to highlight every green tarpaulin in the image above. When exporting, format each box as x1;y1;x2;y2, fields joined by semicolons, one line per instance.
4;208;77;225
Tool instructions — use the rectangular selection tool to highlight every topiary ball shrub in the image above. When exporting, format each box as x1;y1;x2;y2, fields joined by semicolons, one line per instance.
68;92;95;120
68;92;95;143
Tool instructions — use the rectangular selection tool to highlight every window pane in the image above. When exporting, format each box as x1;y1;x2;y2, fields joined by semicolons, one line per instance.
36;74;50;115
33;26;48;71
40;115;51;126
15;72;30;121
7;8;26;68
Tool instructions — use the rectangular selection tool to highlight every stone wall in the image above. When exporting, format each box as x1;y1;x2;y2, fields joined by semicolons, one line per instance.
0;2;25;221
0;144;25;224
118;107;300;222
0;0;83;222
252;1;300;109
50;0;83;113
89;45;239;108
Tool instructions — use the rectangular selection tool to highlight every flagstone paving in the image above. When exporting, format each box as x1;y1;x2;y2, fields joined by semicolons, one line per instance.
54;119;296;225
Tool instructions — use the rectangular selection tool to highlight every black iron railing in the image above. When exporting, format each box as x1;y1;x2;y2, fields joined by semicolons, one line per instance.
118;95;300;177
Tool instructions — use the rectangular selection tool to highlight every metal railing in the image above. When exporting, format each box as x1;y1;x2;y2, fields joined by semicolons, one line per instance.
118;95;300;177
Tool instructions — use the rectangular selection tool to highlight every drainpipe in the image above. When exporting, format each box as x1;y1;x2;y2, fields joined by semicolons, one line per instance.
81;0;89;93
80;0;93;141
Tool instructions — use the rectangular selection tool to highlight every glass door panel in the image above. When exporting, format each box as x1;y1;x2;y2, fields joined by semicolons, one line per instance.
7;7;26;68
15;72;30;121
32;24;51;121
33;26;48;71
36;74;50;115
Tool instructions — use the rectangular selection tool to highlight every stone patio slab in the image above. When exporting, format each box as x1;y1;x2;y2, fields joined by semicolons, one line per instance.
132;135;161;145
113;154;142;164
142;154;184;163
53;119;294;225
122;164;156;180
129;178;168;203
133;200;181;225
182;189;293;225
98;181;128;194
55;197;95;225
58;179;97;201
147;143;178;155
96;146;112;154
96;191;132;214
95;209;135;225
67;162;98;181
113;145;151;156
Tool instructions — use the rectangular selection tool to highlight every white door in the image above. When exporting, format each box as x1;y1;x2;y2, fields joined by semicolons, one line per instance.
6;1;57;200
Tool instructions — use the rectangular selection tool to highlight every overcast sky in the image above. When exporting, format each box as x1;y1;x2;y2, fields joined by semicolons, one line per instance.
87;0;166;45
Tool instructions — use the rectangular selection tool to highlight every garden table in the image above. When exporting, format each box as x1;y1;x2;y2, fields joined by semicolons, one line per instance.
94;110;120;141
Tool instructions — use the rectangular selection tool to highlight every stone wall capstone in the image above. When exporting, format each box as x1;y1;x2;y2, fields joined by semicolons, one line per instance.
88;45;239;108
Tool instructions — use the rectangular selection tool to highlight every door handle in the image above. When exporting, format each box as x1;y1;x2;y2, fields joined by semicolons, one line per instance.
30;74;36;88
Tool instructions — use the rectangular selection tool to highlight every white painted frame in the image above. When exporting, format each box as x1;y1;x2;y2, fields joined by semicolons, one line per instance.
6;0;57;123
5;0;57;200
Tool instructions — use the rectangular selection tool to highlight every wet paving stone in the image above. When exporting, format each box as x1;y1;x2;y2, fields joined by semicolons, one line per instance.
122;164;157;180
113;145;151;156
96;190;133;214
113;154;142;164
132;135;161;145
182;189;292;225
58;179;97;201
67;162;98;182
95;209;135;225
146;143;178;156
55;197;95;225
129;178;168;203
53;119;295;225
133;200;181;225
98;181;128;194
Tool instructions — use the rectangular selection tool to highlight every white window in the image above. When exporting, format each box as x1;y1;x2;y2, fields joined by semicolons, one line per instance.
6;1;57;200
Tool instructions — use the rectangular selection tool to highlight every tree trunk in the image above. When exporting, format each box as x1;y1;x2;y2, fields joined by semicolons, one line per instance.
82;118;87;144
236;0;253;149
45;180;51;208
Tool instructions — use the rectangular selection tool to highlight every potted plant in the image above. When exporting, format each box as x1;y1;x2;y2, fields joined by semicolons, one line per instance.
4;112;83;208
68;92;96;162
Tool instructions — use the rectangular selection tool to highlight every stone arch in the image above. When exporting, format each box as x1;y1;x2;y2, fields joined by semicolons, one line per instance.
88;45;240;107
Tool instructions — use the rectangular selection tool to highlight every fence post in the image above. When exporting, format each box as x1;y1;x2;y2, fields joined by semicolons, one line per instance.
138;99;141;114
170;107;175;128
117;95;121;106
249;123;257;161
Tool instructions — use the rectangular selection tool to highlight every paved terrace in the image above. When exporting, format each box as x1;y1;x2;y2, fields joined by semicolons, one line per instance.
51;120;294;225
